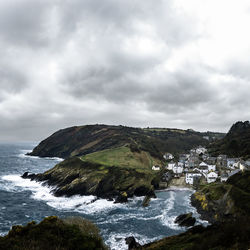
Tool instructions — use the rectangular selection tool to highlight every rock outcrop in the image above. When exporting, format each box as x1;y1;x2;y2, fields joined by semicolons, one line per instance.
23;157;157;201
191;171;250;223
125;237;142;250
174;212;196;227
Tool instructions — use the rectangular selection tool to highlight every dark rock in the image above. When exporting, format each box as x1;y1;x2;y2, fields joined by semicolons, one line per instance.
187;225;205;234
174;212;196;227
21;172;36;180
134;186;156;197
125;236;142;249
142;193;156;207
114;192;128;203
142;195;151;207
21;172;29;178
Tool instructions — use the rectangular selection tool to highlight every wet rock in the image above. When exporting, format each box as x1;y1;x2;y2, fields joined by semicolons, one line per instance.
142;195;151;207
174;212;196;227
125;236;142;249
114;192;128;203
21;172;29;178
21;172;36;180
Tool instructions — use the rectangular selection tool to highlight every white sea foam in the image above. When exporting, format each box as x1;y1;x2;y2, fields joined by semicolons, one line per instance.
1;175;124;214
105;231;163;250
159;191;180;230
18;149;63;162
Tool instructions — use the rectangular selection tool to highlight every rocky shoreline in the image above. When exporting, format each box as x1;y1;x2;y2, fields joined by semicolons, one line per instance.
21;157;158;204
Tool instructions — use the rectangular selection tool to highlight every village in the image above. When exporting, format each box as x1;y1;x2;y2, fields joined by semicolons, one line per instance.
152;146;250;186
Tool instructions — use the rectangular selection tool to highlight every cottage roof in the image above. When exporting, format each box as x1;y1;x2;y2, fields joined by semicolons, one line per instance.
199;161;207;167
221;172;229;178
199;165;208;170
188;169;201;174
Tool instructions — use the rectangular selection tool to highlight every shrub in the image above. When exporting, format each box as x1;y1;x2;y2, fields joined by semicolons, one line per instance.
0;216;107;250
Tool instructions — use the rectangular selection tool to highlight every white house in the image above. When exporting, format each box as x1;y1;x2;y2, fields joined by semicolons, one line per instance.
167;161;176;170
185;171;202;185
227;158;239;169
196;146;207;155
152;165;160;171
206;171;218;183
199;162;207;167
199;165;209;174
208;164;216;172
239;161;249;172
173;165;183;174
178;162;184;168
163;153;174;160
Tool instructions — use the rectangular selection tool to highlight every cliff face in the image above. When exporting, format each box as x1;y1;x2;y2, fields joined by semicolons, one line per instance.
191;171;250;223
28;124;220;159
30;155;157;199
208;121;250;158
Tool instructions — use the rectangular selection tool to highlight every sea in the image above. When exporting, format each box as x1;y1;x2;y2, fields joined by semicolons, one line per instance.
0;142;208;249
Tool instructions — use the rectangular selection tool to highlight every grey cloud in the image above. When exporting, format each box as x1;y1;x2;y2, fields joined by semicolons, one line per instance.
0;0;55;48
0;64;27;102
145;69;218;112
0;0;249;141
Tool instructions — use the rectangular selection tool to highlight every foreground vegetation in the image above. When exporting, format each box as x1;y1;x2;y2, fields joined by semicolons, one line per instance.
143;217;250;249
0;216;107;250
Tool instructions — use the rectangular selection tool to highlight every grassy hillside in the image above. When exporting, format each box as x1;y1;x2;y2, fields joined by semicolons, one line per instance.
28;124;224;159
208;121;250;158
80;146;161;172
33;147;161;198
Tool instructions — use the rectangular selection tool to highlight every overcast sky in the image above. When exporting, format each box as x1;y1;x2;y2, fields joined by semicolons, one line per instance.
1;0;250;141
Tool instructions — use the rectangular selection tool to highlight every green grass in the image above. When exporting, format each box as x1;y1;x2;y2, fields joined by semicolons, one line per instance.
80;146;161;171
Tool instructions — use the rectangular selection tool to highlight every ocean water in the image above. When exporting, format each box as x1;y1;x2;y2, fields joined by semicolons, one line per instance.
0;143;208;249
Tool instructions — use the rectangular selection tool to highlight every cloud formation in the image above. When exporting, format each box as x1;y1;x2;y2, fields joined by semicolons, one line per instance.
0;0;250;141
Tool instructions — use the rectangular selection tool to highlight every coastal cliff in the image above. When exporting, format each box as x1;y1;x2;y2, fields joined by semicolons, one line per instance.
25;146;161;200
191;170;250;223
25;124;223;200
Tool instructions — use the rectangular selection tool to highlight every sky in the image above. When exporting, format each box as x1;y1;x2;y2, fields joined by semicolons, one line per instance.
1;0;250;141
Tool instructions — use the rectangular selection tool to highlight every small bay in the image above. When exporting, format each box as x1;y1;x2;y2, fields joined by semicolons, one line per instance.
0;143;208;250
